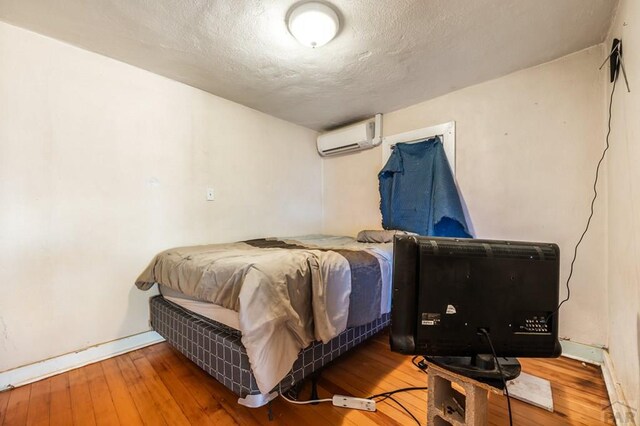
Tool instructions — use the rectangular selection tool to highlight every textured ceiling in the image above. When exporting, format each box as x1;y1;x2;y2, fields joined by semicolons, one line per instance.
0;0;616;130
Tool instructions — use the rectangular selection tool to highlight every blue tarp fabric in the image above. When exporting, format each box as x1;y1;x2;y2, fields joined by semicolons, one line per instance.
378;137;472;238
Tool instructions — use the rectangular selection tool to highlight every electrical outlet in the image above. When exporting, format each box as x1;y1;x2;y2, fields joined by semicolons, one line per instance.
206;188;215;201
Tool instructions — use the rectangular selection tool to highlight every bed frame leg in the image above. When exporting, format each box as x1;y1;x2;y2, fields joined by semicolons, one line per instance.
310;371;320;404
287;381;303;400
267;401;274;421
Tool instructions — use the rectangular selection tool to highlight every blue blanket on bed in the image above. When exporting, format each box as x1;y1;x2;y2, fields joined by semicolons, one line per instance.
379;137;472;237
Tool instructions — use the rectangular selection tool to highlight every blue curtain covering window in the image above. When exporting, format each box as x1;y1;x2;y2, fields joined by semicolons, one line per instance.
378;137;472;238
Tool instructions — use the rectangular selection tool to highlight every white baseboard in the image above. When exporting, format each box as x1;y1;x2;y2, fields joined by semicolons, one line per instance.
602;351;636;426
0;331;165;392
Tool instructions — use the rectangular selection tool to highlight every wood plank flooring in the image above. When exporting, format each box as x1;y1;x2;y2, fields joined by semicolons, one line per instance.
0;331;615;425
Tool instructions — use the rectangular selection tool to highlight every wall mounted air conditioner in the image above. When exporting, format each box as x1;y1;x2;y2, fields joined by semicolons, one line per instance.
317;114;382;157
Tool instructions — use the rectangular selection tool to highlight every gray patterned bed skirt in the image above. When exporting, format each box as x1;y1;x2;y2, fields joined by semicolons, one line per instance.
150;295;390;397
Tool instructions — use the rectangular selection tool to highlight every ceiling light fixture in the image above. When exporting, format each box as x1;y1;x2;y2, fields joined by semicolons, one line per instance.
287;2;339;48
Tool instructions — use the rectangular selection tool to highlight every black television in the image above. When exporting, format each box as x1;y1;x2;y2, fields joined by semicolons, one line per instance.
390;235;562;380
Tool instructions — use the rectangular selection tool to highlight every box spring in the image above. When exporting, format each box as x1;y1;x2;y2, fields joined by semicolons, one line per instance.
150;295;390;397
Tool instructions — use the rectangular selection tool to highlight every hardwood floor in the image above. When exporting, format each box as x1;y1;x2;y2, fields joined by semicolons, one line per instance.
0;331;614;425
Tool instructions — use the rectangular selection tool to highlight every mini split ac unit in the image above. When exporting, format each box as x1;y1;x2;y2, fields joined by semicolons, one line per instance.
317;114;382;157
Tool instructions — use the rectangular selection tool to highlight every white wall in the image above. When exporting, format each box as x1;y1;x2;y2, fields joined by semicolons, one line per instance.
323;46;608;347
0;22;321;372
605;0;640;415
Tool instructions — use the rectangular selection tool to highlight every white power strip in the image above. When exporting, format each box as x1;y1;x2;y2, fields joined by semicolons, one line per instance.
332;395;376;412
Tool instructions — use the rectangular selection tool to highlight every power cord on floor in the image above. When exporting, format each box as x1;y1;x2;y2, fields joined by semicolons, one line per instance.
385;395;421;425
280;352;430;422
367;387;428;426
479;328;512;426
281;375;428;425
412;355;429;374
366;386;429;400
279;392;332;405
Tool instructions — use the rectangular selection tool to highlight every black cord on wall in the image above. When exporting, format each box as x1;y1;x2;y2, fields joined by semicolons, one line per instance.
547;68;619;323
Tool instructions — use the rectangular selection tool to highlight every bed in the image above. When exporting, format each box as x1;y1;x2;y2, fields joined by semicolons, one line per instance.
135;234;394;407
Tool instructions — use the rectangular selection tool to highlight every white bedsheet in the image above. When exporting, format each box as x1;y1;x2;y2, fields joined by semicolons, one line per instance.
159;285;241;330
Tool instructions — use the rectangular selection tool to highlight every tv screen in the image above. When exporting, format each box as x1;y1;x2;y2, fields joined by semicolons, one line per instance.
390;236;562;358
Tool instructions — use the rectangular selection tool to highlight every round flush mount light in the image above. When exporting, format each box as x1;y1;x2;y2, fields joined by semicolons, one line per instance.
287;2;340;48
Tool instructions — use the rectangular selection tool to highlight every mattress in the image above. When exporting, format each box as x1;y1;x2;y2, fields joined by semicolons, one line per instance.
157;238;394;331
159;285;240;330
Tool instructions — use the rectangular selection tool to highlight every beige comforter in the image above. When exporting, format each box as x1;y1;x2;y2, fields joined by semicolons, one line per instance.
135;235;392;393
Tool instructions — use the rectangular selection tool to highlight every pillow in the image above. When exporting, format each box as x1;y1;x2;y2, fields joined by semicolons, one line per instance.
356;229;417;243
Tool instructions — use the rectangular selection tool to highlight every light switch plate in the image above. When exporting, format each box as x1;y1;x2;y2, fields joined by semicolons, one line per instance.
206;188;215;201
